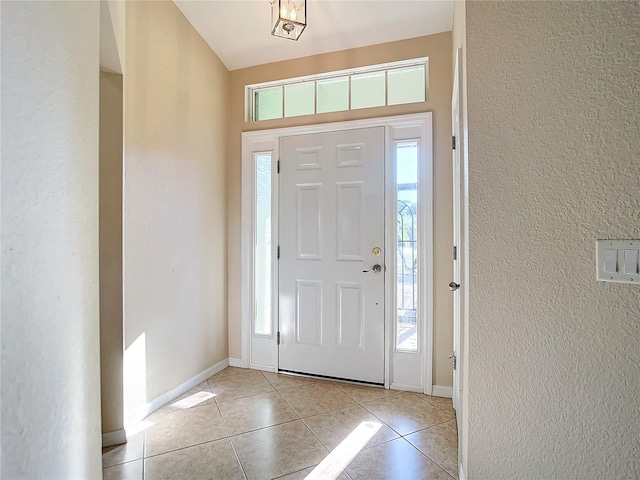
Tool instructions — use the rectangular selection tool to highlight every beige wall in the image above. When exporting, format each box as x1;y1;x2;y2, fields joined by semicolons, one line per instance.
100;72;125;435
124;1;230;416
228;33;455;387
1;2;102;477
466;1;639;478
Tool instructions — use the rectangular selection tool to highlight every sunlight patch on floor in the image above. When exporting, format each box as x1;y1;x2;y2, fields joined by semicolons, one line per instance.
126;419;155;436
170;391;216;409
305;421;382;479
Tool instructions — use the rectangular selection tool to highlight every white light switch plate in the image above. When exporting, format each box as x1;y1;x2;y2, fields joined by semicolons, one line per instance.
596;240;640;284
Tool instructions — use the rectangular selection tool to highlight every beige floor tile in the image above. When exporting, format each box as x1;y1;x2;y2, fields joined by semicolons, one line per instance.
415;393;456;415
278;382;358;418
274;455;350;480
218;391;298;435
263;371;324;390
103;460;143;480
144;404;228;457
102;431;144;468
144;439;244;480
342;438;452;480
406;423;459;479
303;405;399;451
211;366;253;378
166;381;216;409
444;418;458;434
361;392;454;435
332;382;402;403
231;420;329;480
208;370;275;402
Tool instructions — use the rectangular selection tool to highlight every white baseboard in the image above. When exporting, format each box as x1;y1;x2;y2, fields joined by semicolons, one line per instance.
459;462;466;480
432;385;453;398
102;429;127;448
126;357;229;427
228;357;246;368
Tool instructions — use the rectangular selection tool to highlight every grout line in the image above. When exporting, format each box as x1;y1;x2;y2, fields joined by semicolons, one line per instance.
143;437;231;461
102;459;142;471
270;466;310;480
402;439;457;480
216;402;249;480
213;388;280;405
227;418;301;439
297;418;353;480
273;387;303;420
409;391;456;415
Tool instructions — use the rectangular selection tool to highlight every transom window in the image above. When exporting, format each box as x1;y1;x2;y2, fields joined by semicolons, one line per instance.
246;58;429;122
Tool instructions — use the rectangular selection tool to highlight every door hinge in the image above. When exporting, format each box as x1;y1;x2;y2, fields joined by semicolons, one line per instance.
448;352;457;370
277;332;281;345
277;245;280;259
277;160;280;174
452;135;456;150
453;245;457;261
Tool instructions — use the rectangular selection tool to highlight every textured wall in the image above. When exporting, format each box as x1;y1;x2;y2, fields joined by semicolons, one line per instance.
1;1;102;477
466;2;640;478
100;72;125;435
124;1;229;415
228;33;455;387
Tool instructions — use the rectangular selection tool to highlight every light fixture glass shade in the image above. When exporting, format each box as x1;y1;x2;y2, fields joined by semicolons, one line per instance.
271;0;306;40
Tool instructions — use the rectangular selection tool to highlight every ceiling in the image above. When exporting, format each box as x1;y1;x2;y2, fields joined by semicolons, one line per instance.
173;1;454;71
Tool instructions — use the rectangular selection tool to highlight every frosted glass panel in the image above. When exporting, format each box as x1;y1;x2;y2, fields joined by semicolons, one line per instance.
255;153;272;336
285;83;315;117
388;66;426;105
248;58;429;121
255;87;282;121
317;77;349;113
350;72;385;110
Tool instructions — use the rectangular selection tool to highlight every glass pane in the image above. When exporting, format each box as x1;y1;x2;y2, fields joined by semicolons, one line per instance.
254;87;282;121
351;71;385;109
255;153;272;336
396;142;418;351
317;76;349;113
388;66;426;106
284;82;315;117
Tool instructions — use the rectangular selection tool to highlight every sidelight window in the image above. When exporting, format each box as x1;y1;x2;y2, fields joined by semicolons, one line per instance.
395;141;419;352
254;152;273;336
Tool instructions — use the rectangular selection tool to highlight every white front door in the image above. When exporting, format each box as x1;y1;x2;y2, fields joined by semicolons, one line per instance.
278;127;385;384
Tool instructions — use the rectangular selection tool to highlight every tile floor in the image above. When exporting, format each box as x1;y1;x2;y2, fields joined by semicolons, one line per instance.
103;367;458;480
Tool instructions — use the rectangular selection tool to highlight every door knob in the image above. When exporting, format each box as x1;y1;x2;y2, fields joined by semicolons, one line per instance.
448;281;460;291
363;264;382;274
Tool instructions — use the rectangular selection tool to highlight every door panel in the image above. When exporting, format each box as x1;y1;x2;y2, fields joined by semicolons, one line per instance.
452;48;465;430
279;127;385;383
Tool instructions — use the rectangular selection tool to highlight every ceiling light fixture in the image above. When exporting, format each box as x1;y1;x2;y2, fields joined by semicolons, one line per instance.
271;0;306;41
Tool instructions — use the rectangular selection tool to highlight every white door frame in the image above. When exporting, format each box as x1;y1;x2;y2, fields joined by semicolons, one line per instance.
452;48;465;413
452;47;469;478
240;112;433;391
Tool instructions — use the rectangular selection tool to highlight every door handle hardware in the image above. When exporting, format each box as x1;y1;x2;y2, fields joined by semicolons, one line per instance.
448;352;457;370
448;281;460;291
363;264;382;274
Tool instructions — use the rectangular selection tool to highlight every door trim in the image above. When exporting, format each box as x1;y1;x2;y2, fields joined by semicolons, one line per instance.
452;46;469;477
241;113;433;391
